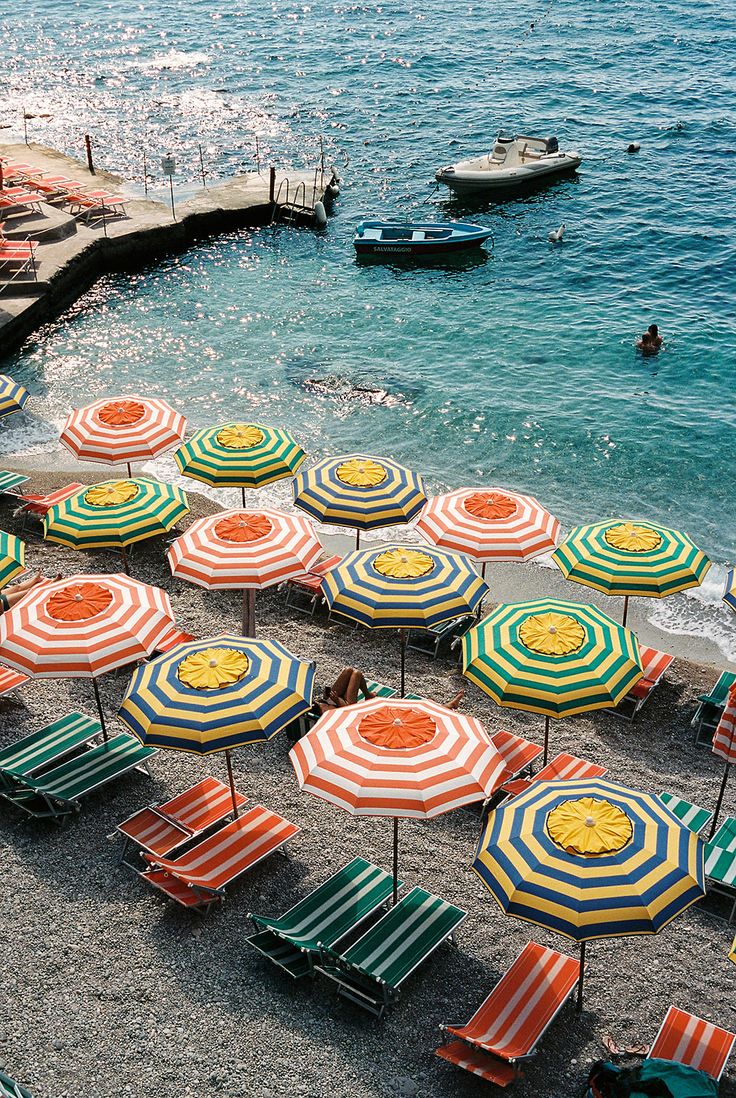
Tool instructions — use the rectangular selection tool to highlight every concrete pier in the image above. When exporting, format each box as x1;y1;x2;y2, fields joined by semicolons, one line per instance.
0;142;334;357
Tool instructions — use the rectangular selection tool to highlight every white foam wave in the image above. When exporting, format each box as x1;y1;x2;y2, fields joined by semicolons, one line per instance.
132;50;210;72
646;563;736;663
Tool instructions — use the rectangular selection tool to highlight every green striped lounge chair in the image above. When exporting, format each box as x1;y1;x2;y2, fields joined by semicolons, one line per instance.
0;1069;32;1098
0;712;101;792
361;681;423;702
0;470;29;496
247;857;397;979
658;792;713;834
315;886;467;1017
692;671;736;745
704;816;736;922
0;733;156;820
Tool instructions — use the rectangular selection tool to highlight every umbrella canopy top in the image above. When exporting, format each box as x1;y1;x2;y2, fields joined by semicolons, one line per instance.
0;374;30;420
290;696;506;818
43;477;189;550
119;633;315;753
0;572;175;677
167;507;322;589
724;568;736;614
323;544;488;630
60;395;187;465
174;422;306;489
552;519;711;598
0;531;25;590
462;597;642;718
473;777;705;941
293;453;426;531
417;487;560;562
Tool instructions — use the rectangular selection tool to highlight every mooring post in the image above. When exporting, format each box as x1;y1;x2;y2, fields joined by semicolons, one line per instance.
269;165;276;204
85;134;95;175
142;149;148;196
22;108;28;145
255;135;261;174
198;143;207;188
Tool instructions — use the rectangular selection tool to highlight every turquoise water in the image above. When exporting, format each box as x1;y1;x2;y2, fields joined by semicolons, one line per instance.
2;0;735;652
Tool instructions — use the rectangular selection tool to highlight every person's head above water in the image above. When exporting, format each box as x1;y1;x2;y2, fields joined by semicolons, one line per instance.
648;324;659;337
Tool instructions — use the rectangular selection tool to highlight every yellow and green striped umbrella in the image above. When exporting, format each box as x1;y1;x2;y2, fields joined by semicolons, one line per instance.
174;422;306;506
0;375;30;420
0;531;25;589
473;777;705;1009
552;519;711;625
43;478;189;572
324;544;488;693
293;454;426;547
462;597;642;763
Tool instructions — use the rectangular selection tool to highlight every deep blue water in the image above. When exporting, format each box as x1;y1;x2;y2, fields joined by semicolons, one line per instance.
1;0;735;653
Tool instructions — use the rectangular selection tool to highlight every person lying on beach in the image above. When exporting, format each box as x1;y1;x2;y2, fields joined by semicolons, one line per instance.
0;571;56;613
311;667;465;716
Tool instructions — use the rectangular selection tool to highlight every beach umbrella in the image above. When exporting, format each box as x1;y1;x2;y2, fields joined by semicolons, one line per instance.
119;634;315;812
291;696;506;902
167;508;322;636
724;568;736;614
552;519;711;626
323;544;488;694
0;531;25;590
0;375;30;420
174;422;306;506
473;777;706;1010
416;487;559;577
462;598;642;764
729;936;736;966
708;683;736;840
293;453;426;547
0;573;175;737
43;477;189;573
60;395;187;478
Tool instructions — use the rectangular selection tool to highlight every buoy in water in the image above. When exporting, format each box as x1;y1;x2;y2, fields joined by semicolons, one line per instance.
313;200;328;228
326;182;340;198
627;142;641;153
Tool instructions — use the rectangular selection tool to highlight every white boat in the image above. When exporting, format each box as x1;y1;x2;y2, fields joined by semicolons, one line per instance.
435;135;582;194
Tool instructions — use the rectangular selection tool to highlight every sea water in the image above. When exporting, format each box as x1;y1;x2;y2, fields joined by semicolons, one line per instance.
1;0;735;656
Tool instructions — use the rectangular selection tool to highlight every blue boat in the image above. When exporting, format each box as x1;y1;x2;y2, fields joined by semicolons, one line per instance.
353;219;492;257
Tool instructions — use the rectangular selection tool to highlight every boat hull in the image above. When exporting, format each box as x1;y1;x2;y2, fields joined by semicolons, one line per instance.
436;155;582;194
354;233;492;256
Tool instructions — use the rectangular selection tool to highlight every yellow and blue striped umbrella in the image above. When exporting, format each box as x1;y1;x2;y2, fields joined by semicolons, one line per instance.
474;777;705;1008
552;519;711;625
0;531;25;590
174;422;306;506
293;454;426;547
0;375;30;420
119;634;314;753
43;477;189;572
724;568;736;614
462;597;642;762
324;544;488;693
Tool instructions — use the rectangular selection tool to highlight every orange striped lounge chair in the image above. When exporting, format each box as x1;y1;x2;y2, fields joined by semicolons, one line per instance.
647;1006;736;1082
67;190;128;222
13;483;85;526
0;664;29;701
284;553;342;616
436;941;581;1086
614;645;674;720
477;730;544;814
139;804;300;911
116;775;248;867
152;626;196;655
500;752;607;800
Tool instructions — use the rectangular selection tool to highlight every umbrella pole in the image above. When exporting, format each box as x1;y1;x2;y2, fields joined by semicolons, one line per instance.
242;588;256;637
576;940;586;1012
392;817;399;906
225;749;240;818
708;762;731;841
355;529;360;549
241;486;246;508
543;715;550;766
126;462;132;479
481;561;487;580
399;629;407;698
120;544;130;575
91;678;108;743
622;595;630;628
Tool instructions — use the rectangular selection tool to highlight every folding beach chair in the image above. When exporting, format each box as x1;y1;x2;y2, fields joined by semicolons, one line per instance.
0;1069;32;1098
614;646;674;720
406;614;475;660
315;886;467;1017
284;554;342;616
12;483;84;530
116;775;248;867
247;857;398;978
491;730;544;783
658;792;713;834
692;672;736;745
0;711;101;791
140;805;300;911
436;941;581;1086
647;1006;736;1081
68;191;128;222
499;752;608;801
152;626;196;655
704;817;736;922
359;680;423;702
0;733;156;820
0;471;30;496
0;665;29;703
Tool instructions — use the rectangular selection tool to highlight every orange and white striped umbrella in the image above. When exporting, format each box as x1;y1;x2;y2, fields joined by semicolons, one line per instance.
290;697;505;900
417;487;560;574
0;573;175;735
60;396;187;476
709;684;736;840
167;508;322;635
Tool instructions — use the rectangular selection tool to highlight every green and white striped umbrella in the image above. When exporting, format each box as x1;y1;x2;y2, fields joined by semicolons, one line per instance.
0;531;25;589
552;519;711;625
174;422;306;506
44;478;189;572
462;597;642;763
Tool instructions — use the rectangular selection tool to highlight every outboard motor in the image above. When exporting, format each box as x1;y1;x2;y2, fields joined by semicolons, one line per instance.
545;136;559;153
